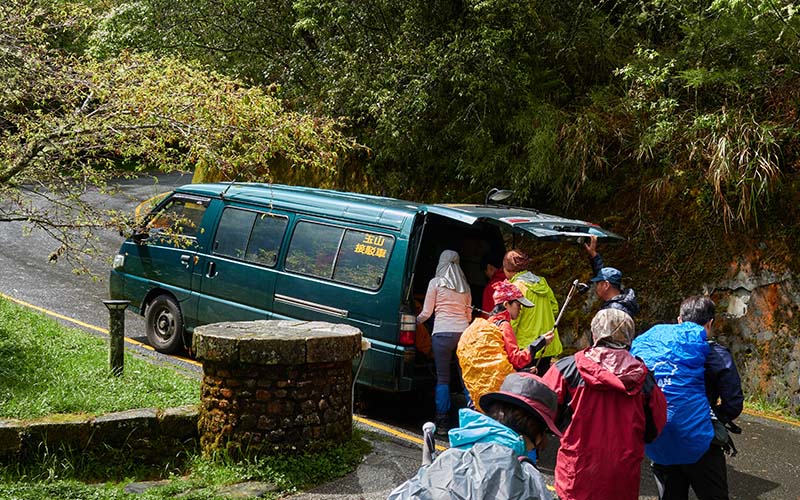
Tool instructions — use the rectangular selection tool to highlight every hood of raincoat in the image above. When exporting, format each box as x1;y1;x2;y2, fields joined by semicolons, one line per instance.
448;408;527;457
576;346;647;395
434;249;470;293
510;271;547;294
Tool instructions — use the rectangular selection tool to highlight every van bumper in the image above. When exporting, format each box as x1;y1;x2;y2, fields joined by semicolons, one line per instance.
109;270;143;315
355;343;423;392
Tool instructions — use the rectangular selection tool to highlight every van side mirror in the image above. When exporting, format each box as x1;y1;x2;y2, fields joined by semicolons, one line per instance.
131;230;150;244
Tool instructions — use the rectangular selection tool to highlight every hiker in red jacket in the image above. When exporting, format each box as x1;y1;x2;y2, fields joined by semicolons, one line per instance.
542;308;667;500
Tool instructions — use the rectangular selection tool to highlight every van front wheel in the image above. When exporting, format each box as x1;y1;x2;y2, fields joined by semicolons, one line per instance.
145;295;184;353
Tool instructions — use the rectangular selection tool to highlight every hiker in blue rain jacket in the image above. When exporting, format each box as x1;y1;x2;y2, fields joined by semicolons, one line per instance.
631;295;733;500
387;373;561;500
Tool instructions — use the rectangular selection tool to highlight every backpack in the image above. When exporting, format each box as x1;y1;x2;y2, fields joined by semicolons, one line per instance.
457;318;514;412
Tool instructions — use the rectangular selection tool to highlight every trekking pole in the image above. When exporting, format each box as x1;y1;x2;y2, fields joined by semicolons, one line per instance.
470;305;492;316
422;422;437;465
553;279;589;329
533;279;588;373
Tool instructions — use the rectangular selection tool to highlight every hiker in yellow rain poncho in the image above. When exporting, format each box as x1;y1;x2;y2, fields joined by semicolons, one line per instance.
502;249;562;374
457;280;555;412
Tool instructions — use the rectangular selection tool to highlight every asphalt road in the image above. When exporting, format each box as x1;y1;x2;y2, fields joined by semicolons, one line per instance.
0;171;198;372
1;172;799;499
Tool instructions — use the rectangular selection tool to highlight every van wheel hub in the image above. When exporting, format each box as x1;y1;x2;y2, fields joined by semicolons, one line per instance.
155;311;174;338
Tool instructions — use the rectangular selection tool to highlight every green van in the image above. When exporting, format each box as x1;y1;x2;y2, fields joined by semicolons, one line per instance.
110;183;620;392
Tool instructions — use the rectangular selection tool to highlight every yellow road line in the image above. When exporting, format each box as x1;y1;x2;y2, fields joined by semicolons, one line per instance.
3;291;447;449
353;414;556;492
0;291;201;367
743;407;800;428
353;415;448;452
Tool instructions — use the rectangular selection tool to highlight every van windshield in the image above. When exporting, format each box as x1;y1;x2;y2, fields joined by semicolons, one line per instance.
148;197;208;239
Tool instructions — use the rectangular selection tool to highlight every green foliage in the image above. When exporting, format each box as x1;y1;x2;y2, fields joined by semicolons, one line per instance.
7;0;800;288
0;293;371;498
0;0;356;267
689;108;782;228
192;431;371;492
14;0;800;228
0;298;199;419
87;0;633;203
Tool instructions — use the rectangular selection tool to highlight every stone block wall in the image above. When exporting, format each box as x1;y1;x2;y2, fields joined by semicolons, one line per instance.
194;320;362;457
0;406;198;462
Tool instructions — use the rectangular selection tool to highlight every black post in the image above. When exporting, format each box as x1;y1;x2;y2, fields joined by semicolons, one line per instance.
103;300;130;377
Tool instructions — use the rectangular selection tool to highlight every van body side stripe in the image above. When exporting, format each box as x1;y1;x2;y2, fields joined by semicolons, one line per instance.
274;294;349;318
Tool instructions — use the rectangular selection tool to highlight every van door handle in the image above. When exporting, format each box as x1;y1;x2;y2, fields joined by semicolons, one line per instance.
180;254;191;268
206;261;217;278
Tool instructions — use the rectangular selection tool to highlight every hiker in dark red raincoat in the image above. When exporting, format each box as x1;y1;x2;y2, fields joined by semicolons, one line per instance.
543;308;667;500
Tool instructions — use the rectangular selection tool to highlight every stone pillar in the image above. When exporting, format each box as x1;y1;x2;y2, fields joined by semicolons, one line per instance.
194;320;362;458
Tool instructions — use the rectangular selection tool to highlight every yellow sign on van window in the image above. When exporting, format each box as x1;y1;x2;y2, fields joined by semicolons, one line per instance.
354;234;388;258
363;234;386;247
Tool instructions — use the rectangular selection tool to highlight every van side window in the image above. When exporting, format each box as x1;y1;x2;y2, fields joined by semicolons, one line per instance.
214;208;256;259
333;229;395;290
148;197;208;239
286;221;394;290
285;221;343;278
245;213;288;267
214;208;288;268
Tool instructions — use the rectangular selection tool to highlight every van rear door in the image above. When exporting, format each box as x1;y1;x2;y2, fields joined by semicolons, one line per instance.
423;204;623;242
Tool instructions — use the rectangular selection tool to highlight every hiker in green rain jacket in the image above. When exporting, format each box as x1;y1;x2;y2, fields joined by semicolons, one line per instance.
503;249;562;374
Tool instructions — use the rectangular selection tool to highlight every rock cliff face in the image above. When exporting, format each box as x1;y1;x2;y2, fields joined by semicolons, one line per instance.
709;258;800;416
538;240;800;418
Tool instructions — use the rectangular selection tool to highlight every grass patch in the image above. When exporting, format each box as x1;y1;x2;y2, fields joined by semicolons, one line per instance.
0;430;372;499
0;298;199;420
0;297;372;498
745;396;800;423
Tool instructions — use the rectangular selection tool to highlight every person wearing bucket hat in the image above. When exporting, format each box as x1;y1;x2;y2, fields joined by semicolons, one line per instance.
387;372;558;500
542;308;667;500
584;235;640;317
488;280;555;371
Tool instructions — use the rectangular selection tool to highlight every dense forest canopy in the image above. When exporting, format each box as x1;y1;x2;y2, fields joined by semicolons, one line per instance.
3;0;800;290
86;0;800;225
3;0;800;410
0;0;355;270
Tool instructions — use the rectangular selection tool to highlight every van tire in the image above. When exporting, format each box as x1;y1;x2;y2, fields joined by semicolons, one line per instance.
145;295;184;353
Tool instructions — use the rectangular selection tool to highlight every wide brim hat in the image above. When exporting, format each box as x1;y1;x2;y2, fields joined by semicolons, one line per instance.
480;372;562;437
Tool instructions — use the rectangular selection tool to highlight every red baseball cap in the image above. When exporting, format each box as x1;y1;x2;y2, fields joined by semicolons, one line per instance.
491;280;534;307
